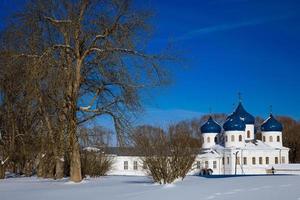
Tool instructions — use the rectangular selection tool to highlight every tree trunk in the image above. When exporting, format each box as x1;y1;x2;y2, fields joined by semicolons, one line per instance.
55;157;64;179
70;138;82;182
69;115;82;182
0;164;5;179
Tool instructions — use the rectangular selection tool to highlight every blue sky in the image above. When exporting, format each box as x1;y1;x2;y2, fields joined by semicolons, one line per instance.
1;0;300;129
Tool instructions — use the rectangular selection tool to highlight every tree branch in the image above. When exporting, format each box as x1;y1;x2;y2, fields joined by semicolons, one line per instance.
44;16;72;25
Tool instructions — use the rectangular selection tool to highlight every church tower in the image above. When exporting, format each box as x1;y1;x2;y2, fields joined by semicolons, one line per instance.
223;113;246;148
261;114;283;148
234;102;255;141
201;116;221;149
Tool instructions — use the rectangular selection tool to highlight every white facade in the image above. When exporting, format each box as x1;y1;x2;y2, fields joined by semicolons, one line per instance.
104;104;295;176
202;132;218;149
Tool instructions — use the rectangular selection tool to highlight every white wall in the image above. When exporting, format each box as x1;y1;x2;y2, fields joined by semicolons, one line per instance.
107;156;147;176
202;133;218;149
224;131;245;148
245;124;255;140
262;131;282;148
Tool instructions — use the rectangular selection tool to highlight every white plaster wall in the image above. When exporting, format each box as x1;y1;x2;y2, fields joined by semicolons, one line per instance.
202;133;218;149
188;155;222;175
262;131;282;148
107;156;147;176
245;124;255;140
224;131;245;148
105;146;290;176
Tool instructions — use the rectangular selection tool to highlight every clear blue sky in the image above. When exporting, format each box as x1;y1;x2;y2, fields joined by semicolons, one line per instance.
1;0;300;129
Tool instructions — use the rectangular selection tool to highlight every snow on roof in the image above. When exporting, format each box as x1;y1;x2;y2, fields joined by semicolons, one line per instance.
198;149;221;158
82;147;101;152
243;140;289;150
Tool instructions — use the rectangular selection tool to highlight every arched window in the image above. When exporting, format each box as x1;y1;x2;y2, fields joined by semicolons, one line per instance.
239;135;242;142
207;137;211;143
247;130;250;138
243;157;247;165
252;157;256;165
231;135;235;142
269;136;273;142
225;135;228;142
266;157;269;164
277;136;280;142
263;136;266;142
214;136;218;143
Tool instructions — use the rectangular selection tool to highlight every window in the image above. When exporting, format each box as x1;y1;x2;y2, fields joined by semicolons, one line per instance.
227;157;230;165
133;161;138;170
196;161;201;169
252;157;256;165
222;157;225;165
275;157;279;164
231;135;235;142
239;135;242;142
269;136;273;142
213;161;217;169
207;137;210;143
243;157;247;165
266;157;269;165
236;157;240;165
214;136;218;143
247;131;250;138
205;161;209;168
124;161;128;170
282;156;285;164
143;162;147;169
263;136;266;142
277;136;280;142
225;136;228;142
259;157;263;165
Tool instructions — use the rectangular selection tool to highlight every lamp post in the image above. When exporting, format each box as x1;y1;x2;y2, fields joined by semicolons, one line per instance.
234;151;239;175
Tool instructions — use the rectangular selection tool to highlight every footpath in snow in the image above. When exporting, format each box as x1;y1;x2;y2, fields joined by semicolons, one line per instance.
1;175;300;200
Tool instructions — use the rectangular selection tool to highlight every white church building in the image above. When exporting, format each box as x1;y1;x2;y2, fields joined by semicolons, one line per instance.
106;102;291;176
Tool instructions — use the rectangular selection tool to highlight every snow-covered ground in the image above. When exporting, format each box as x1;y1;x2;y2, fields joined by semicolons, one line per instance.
1;175;300;200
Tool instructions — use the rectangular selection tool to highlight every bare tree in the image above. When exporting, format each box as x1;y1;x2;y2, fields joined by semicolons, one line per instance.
0;0;169;182
133;123;201;184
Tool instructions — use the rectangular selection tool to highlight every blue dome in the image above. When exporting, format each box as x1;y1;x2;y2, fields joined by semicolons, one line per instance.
261;114;283;132
201;116;221;134
223;114;246;131
234;103;255;124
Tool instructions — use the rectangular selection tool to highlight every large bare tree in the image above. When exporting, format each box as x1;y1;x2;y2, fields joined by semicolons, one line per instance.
0;0;168;182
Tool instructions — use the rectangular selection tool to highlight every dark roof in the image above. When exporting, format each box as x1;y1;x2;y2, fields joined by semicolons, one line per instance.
201;116;222;134
261;114;283;132
223;113;246;131
234;102;255;124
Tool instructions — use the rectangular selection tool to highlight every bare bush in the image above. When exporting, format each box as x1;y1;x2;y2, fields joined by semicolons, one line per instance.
133;123;201;184
81;149;112;178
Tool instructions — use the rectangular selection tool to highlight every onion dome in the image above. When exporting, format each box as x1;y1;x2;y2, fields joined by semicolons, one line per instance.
223;114;246;131
201;116;222;134
261;114;283;132
234;102;255;124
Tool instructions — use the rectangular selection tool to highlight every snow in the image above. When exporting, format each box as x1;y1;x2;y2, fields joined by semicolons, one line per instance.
82;147;100;152
1;175;300;200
